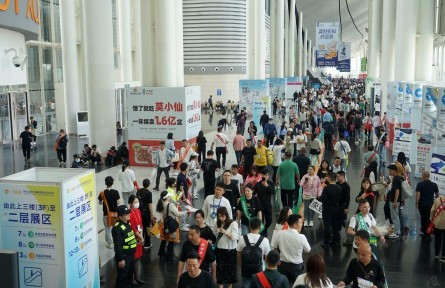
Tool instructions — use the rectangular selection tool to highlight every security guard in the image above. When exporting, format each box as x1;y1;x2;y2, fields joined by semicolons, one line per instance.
112;205;138;288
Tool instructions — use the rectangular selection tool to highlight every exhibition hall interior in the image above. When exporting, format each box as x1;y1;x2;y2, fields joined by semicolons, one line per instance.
1;0;445;288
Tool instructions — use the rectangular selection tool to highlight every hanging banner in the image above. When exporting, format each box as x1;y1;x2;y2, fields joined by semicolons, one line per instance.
438;87;445;120
423;86;438;117
415;134;432;177
360;58;367;72
239;80;270;122
431;153;445;195
337;42;351;72
392;128;413;162
413;83;424;108
315;22;339;67
268;78;287;99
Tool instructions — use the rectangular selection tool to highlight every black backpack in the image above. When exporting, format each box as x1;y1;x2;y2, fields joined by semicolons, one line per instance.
241;235;264;275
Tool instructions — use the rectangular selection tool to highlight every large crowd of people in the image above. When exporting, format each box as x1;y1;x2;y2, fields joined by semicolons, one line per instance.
93;78;445;288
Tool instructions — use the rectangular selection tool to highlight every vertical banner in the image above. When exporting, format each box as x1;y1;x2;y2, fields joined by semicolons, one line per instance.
268;78;287;99
413;83;424;108
392;128;413;162
248;80;270;126
431;153;445;195
285;77;303;112
315;22;339;67
337;43;351;72
438;87;445;120
415;134;432;177
239;80;263;113
423;86;438;116
360;57;367;72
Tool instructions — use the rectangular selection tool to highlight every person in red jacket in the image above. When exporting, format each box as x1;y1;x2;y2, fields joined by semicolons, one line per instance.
128;195;146;285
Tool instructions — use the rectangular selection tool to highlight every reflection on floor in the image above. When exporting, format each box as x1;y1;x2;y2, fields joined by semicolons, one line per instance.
1;111;445;287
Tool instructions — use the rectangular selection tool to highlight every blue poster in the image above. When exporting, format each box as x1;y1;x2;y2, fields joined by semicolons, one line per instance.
337;43;351;72
239;80;270;124
315;22;339;67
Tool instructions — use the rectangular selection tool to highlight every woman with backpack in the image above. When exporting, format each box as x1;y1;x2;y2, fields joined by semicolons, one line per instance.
214;207;239;288
156;191;189;261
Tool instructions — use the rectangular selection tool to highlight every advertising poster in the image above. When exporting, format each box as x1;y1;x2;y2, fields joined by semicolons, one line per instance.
0;184;64;287
386;81;397;123
268;78;287;99
415;133;432;177
239;80;268;113
337;42;351;72
62;171;99;288
127;87;201;166
285;77;303;112
423;86;438;117
413;83;424;108
246;80;270;126
315;22;339;67
392;128;413;162
431;153;445;195
438;87;445;121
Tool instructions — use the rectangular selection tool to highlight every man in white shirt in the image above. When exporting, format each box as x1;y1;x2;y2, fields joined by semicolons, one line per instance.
211;127;229;169
231;164;244;193
154;141;175;191
372;112;382;137
334;134;351;171
202;183;232;230
236;218;271;288
179;139;193;166
273;214;311;285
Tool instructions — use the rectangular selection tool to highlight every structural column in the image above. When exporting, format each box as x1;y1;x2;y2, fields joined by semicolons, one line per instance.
308;39;312;70
60;0;81;135
288;0;296;76
270;0;276;77
140;0;156;86
175;1;185;86
284;2;289;74
255;0;266;79
132;0;142;83
303;28;308;77
246;0;255;78
380;0;396;113
118;0;133;81
276;0;285;77
82;0;117;148
296;10;302;77
367;0;382;79
415;0;434;81
394;0;417;81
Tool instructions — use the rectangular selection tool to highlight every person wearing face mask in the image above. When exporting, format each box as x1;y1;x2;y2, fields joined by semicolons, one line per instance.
128;195;146;285
70;154;82;168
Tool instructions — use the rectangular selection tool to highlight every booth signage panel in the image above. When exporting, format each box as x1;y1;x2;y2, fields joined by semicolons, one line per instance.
423;86;438;117
415;134;432;178
239;80;268;114
392;128;413;162
431;153;445;195
413;83;423;108
315;22;339;67
62;171;99;288
438;88;445;121
268;78;287;99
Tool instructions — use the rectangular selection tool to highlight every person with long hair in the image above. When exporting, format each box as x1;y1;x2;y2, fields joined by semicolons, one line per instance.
284;127;296;156
317;160;330;181
194;209;216;244
301;165;323;227
309;134;322;166
117;161;137;205
247;121;257;141
293;253;333;288
245;165;262;188
278;121;288;140
376;127;387;167
214;207;239;287
236;184;263;235
396;151;411;178
355;178;377;215
127;195;146;285
156;191;189;261
196;130;207;164
271;206;292;249
364;161;378;184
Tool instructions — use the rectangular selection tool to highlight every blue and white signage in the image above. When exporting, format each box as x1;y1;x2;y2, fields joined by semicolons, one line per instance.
337;43;351;72
315;22;339;67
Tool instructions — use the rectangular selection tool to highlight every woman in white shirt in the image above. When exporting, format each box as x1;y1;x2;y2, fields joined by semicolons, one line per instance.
293;253;333;288
117;161;137;205
269;138;285;184
214;206;239;288
271;206;292;249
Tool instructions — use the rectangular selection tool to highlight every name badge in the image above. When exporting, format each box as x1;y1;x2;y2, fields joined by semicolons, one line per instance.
211;212;217;219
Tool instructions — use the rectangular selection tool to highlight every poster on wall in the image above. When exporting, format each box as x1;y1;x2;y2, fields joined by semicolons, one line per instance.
392;128;413;162
437;87;445;120
239;80;268;113
127;86;201;166
337;42;351;72
285;77;303;112
268;78;287;99
431;153;445;195
315;22;339;67
415;134;432;177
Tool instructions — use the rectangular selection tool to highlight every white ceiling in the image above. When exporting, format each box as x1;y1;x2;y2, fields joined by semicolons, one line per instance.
296;0;369;57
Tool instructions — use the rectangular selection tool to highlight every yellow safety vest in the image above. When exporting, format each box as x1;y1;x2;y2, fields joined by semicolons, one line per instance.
115;222;137;250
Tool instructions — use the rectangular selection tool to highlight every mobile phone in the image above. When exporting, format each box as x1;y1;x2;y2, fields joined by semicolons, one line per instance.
262;177;266;181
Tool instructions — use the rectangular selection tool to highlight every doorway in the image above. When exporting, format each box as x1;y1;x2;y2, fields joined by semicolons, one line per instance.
0;92;29;141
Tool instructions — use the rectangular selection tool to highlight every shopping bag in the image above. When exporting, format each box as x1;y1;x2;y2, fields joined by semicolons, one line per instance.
150;221;161;238
150;168;157;183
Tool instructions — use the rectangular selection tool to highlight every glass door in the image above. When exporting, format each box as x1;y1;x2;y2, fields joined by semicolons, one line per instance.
0;94;12;140
10;92;29;140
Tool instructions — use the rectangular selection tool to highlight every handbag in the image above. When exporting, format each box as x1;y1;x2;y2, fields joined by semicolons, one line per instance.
150;220;161;238
426;198;445;235
53;136;62;151
163;203;179;234
101;191;119;227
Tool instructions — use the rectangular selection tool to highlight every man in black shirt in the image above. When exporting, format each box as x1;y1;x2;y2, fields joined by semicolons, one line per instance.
20;126;33;163
320;172;343;248
136;179;154;250
177;225;216;284
293;147;310;177
415;171;439;240
201;150;218;198
98;176;121;249
386;164;403;239
178;250;213;288
336;171;352;246
260;110;270;132
254;169;275;237
221;170;241;219
241;139;257;179
337;244;386;288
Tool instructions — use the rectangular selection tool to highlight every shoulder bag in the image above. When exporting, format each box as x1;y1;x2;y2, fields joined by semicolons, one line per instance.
163;203;179;234
101;191;119;227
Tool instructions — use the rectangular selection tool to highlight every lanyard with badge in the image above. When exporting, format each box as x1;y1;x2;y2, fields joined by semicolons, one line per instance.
211;197;222;219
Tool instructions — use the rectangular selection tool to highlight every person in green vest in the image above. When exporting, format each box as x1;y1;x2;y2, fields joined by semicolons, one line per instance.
112;205;142;288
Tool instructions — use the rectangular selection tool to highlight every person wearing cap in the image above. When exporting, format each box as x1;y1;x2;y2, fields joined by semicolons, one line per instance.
112;205;141;288
70;154;82;168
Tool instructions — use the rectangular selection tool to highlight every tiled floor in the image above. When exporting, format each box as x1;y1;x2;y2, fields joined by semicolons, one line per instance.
2;110;445;287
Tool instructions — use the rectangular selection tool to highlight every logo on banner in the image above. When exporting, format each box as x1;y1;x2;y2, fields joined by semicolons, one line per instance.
405;85;412;95
398;84;403;93
426;89;432;101
415;88;422;98
442;94;445;105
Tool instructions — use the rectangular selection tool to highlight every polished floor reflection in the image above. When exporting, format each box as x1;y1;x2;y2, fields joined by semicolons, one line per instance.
1;111;444;288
